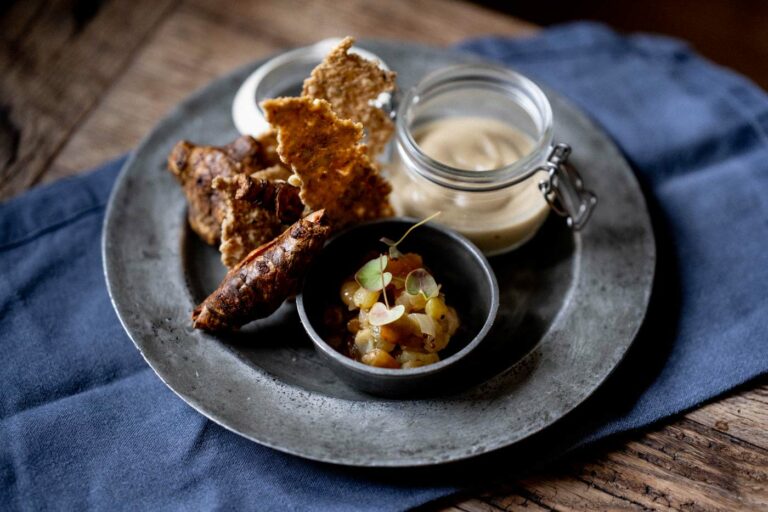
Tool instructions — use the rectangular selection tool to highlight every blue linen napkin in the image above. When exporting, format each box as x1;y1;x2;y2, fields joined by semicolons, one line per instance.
2;22;767;511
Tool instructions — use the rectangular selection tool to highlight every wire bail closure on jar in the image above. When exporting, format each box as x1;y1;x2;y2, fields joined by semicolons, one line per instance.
537;143;597;230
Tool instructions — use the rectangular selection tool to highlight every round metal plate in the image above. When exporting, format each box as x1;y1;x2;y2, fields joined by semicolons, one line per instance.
103;41;655;467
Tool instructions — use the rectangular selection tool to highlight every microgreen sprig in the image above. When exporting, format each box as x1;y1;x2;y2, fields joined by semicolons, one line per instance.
380;212;441;259
379;254;390;309
405;268;439;299
368;302;405;326
354;213;442;326
355;255;391;291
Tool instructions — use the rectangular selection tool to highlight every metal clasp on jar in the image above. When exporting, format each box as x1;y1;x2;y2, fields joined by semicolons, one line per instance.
537;143;597;230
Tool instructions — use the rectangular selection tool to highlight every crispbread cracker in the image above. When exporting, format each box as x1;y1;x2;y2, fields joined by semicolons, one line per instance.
213;174;283;268
262;96;393;230
302;37;396;158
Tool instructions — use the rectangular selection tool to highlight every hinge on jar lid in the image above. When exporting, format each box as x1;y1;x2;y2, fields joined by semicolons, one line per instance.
537;143;598;230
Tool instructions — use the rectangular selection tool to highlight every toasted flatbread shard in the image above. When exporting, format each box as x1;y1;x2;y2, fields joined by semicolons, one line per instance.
214;175;280;268
262;96;393;230
192;210;330;331
213;173;304;268
302;36;396;158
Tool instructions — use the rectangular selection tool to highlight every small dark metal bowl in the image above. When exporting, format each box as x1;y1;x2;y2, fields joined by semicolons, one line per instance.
296;218;499;397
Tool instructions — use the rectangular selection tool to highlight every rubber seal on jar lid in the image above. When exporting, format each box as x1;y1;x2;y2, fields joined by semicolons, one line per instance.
232;38;391;136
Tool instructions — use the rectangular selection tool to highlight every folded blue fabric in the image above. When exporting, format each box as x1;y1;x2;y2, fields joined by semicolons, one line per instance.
2;22;767;511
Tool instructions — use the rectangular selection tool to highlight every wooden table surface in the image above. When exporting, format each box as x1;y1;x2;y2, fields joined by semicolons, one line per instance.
3;0;766;510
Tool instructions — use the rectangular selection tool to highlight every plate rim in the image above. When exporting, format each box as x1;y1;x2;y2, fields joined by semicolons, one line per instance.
103;40;656;467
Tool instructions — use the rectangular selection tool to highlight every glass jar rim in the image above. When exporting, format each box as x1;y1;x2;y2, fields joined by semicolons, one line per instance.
395;63;554;191
232;39;390;136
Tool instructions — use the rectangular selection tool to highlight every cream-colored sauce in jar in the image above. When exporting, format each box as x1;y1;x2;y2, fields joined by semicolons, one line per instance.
391;116;550;255
415;117;532;171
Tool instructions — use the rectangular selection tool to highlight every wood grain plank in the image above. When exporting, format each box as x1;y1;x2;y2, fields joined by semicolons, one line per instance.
49;2;282;177
442;499;509;512
0;1;47;45
186;0;536;47
0;0;179;200
423;493;548;511
49;0;534;177
553;419;768;511
686;382;768;452
486;480;648;511
450;390;768;512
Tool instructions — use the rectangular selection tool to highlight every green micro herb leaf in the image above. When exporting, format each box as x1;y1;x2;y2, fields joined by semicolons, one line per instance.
355;255;391;291
379;237;403;259
405;268;439;299
368;303;405;326
380;212;441;258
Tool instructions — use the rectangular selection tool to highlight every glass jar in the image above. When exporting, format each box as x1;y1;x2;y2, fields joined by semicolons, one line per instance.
232;39;391;139
390;64;596;255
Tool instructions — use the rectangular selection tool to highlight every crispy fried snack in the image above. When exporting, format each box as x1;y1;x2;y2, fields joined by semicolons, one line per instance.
167;134;290;245
213;173;303;268
262;96;393;231
225;132;285;172
251;164;292;182
302;37;396;158
192;210;330;331
167;142;240;245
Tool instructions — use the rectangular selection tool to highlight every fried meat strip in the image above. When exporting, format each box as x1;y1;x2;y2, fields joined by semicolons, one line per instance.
303;37;396;158
167;134;290;245
251;165;292;182
212;173;303;268
192;210;330;331
168;142;240;245
223;131;284;171
262;96;393;231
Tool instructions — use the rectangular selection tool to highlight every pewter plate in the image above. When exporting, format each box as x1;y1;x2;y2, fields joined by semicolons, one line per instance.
103;41;655;467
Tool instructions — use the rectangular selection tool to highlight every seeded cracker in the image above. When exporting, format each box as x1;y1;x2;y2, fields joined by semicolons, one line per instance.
302;37;396;158
262;96;393;230
212;172;304;268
